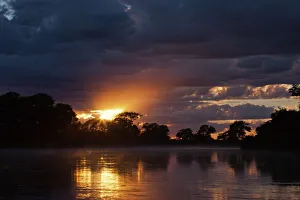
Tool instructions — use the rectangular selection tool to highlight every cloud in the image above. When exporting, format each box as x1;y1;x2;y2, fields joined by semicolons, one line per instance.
237;56;296;74
127;0;300;57
170;84;291;102
0;16;23;54
0;0;15;20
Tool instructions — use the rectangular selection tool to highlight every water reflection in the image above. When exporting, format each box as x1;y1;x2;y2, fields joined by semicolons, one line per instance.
254;153;300;184
176;151;216;171
72;151;170;199
1;149;300;200
74;158;120;199
73;150;300;200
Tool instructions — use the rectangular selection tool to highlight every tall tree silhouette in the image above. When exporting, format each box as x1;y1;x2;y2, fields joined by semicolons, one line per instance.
196;125;216;142
0;92;78;147
218;121;251;142
254;108;300;150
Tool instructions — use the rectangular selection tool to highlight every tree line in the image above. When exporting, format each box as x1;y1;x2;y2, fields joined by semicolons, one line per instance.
0;92;171;147
0;84;300;149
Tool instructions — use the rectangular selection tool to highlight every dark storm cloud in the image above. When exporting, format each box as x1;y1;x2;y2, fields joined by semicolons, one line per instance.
0;0;141;94
0;16;23;54
127;0;300;57
237;56;296;74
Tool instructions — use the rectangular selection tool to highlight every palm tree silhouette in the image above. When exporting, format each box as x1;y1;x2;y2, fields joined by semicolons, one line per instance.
218;121;251;141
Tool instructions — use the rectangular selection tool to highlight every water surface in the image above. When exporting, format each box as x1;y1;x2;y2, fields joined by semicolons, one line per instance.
1;148;300;200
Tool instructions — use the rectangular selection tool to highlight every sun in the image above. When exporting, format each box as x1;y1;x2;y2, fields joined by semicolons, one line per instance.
77;113;94;120
77;109;124;121
91;109;124;121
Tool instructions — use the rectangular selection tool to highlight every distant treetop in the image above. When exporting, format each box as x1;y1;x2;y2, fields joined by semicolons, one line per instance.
289;84;300;96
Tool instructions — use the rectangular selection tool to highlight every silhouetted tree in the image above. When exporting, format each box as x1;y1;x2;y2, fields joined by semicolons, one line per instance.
106;112;142;144
196;125;216;142
51;103;78;144
0;92;21;142
176;128;194;141
218;121;251;142
77;118;108;145
82;119;107;133
115;112;142;122
141;123;170;144
289;84;300;96
0;92;78;147
241;86;300;150
252;108;300;150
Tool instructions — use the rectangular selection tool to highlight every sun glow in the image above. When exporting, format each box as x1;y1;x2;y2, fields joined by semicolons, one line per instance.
77;113;94;120
92;109;124;120
77;109;124;121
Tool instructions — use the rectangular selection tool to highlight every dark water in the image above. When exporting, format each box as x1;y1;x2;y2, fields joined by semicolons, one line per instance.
1;148;300;200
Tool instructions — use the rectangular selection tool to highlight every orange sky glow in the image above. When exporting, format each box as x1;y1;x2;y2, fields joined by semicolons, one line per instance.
75;83;298;136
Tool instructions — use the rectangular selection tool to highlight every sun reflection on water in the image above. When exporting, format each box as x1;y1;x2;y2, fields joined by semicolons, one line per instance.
99;168;119;199
74;159;92;199
212;188;228;200
74;157;120;200
137;160;144;185
247;160;259;177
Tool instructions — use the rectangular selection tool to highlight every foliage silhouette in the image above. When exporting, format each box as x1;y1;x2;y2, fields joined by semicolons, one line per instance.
107;112;141;144
196;125;216;143
176;128;194;141
217;121;251;142
289;84;300;96
140;123;170;144
0;92;174;147
0;92;78;147
175;125;217;144
242;108;300;150
76;112;142;146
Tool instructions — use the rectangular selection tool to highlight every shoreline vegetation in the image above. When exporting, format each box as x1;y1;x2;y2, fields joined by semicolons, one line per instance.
0;84;300;150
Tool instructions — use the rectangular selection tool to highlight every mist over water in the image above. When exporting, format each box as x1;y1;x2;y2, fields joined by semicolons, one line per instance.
1;148;300;200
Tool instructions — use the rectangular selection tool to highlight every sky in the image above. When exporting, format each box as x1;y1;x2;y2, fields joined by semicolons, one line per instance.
1;0;300;136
